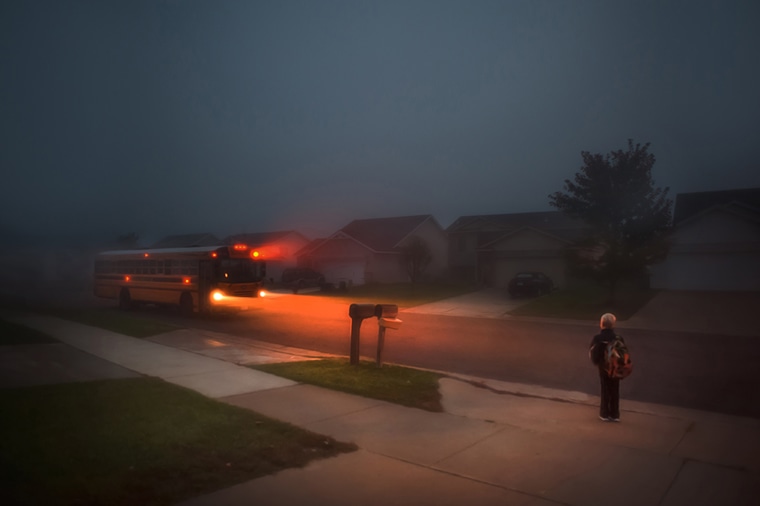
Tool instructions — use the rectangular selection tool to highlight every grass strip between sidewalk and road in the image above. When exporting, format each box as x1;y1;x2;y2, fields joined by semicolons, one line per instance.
0;377;357;506
252;358;444;412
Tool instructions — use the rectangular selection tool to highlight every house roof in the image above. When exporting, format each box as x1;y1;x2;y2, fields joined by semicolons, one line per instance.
150;233;221;249
295;237;328;257
447;211;585;244
338;215;437;252
673;188;760;225
223;230;309;247
479;225;576;250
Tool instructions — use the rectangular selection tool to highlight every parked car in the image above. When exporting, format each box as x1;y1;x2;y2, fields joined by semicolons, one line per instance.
281;267;326;294
507;272;554;297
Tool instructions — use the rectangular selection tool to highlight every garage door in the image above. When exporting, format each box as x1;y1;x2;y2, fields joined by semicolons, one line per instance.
320;260;365;287
491;258;566;290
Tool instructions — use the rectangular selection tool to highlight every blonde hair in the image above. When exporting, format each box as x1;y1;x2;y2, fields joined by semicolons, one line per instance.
600;313;617;329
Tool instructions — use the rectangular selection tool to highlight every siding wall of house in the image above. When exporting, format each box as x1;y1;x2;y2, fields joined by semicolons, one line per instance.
448;232;478;282
650;208;760;291
307;237;369;286
398;219;450;281
675;210;760;245
367;254;406;283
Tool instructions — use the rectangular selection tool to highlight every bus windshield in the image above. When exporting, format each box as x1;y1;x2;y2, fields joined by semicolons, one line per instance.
215;259;264;283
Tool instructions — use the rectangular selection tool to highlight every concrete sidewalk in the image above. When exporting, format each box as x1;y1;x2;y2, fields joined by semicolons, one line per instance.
4;313;760;506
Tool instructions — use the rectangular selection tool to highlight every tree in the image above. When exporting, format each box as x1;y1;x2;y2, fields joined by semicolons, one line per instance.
548;140;672;303
401;235;432;284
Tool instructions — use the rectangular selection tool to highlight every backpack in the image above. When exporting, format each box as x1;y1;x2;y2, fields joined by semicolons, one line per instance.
589;340;605;366
604;335;632;380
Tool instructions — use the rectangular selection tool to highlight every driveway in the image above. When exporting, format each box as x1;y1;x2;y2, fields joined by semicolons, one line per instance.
403;288;530;319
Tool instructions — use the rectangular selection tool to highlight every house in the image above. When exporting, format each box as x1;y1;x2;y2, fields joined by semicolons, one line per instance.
650;188;760;291
223;230;311;283
447;211;585;289
150;233;221;249
296;215;448;286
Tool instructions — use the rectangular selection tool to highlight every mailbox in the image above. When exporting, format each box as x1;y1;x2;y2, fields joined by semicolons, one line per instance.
374;303;402;366
349;303;377;365
374;304;398;319
349;303;377;320
349;302;402;367
378;316;403;330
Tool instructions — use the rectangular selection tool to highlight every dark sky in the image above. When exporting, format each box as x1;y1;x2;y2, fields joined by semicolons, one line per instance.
2;0;759;244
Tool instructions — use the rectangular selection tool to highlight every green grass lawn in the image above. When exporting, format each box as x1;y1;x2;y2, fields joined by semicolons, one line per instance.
253;358;444;412
508;282;658;321
0;378;357;506
40;307;180;338
0;318;59;345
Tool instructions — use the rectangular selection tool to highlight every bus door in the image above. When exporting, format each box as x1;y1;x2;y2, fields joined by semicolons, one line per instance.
198;260;215;313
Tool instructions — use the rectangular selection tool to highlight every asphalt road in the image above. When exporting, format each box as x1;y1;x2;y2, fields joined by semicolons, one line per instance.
140;293;760;420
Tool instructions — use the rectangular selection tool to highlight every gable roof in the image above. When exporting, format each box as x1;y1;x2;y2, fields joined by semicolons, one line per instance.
673;188;760;225
675;200;760;231
480;225;576;250
447;211;585;244
339;215;437;252
223;230;309;247
295;237;328;257
150;233;221;249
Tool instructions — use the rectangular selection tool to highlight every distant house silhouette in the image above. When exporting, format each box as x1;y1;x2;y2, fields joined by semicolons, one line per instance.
446;211;585;288
296;215;448;285
150;233;221;249
672;188;760;225
651;188;760;291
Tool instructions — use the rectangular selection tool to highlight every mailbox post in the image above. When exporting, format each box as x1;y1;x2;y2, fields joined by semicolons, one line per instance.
348;303;376;365
374;304;402;366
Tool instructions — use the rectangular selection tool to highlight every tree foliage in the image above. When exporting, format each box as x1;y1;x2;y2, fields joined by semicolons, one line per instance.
401;235;432;284
549;140;672;301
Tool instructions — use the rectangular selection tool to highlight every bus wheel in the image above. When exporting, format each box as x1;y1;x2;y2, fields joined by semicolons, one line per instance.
180;292;194;316
119;288;132;310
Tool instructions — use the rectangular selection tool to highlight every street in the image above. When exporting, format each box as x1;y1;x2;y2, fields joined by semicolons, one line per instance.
140;293;760;419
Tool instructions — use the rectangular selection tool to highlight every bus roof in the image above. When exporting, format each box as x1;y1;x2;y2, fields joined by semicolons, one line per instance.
96;245;232;258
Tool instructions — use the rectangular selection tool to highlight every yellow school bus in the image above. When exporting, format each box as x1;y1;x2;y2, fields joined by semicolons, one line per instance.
94;244;266;314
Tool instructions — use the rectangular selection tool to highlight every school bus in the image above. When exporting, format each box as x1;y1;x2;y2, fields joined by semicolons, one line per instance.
93;244;266;314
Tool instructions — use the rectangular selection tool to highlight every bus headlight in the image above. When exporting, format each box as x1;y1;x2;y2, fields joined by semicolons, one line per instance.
211;291;225;302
